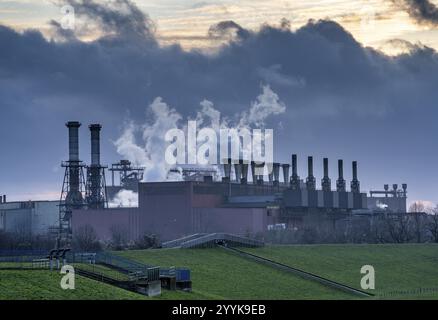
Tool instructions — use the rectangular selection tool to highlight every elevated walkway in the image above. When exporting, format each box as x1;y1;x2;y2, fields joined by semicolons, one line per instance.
163;233;265;249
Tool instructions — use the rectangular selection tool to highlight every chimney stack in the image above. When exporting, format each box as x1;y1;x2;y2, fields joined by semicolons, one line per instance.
273;163;280;186
267;163;274;184
255;162;265;185
67;121;81;163
241;160;249;184
290;154;300;190
234;162;242;183
306;156;316;190
336;160;346;192
222;158;232;182
321;158;331;192
282;164;290;186
350;161;360;193
251;161;256;184
89;124;102;167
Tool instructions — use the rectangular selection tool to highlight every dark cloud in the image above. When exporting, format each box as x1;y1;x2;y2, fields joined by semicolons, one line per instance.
1;0;438;203
208;20;250;40
394;0;438;25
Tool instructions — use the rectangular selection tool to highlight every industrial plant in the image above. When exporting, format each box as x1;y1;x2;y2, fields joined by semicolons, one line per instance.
0;121;409;246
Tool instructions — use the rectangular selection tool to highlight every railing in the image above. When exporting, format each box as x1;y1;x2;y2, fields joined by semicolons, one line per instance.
180;233;264;249
162;234;207;248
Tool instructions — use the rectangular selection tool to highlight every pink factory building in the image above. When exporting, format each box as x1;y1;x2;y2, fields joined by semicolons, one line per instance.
72;181;271;242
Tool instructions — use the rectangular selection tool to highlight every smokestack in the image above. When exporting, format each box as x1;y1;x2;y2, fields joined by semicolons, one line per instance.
273;163;280;186
306;156;316;190
350;161;360;193
336;160;346;192
282;164;290;185
321;158;331;192
3;195;5;203
67;121;81;162
255;162;265;185
402;183;407;197
222;158;232;182
241;161;249;184
290;154;300;190
89;124;102;166
251;161;256;184
234;162;242;183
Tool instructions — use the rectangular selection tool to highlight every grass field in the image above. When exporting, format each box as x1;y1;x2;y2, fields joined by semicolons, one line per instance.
1;244;437;300
243;244;438;299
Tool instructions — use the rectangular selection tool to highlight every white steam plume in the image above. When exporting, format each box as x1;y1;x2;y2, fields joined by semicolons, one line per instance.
114;85;286;182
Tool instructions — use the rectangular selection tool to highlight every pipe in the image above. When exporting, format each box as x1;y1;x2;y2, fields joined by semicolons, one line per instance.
89;124;102;166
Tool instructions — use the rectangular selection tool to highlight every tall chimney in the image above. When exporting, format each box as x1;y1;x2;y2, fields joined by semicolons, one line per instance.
290;154;300;190
306;156;316;190
66;122;82;201
282;164;290;185
241;160;249;184
267;163;274;184
250;161;256;184
67;121;81;163
222;158;232;182
255;162;265;185
321;158;331;192
3;195;5;203
89;124;102;166
336;160;346;192
273;163;280;186
234;162;242;183
350;161;360;193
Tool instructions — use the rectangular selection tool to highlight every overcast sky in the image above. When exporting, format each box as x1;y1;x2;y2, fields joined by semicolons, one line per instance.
1;0;438;206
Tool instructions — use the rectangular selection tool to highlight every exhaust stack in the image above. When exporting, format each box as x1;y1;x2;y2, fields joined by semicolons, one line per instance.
290;154;300;190
306;156;316;190
65;121;84;207
222;159;232;182
86;124;107;209
321;158;331;192
273;163;280;186
350;161;360;193
282;164;290;186
336;160;346;192
241;161;249;184
234;162;242;183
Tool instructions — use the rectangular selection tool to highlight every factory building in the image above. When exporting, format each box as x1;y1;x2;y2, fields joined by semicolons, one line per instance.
73;151;404;242
0;199;59;236
47;121;402;244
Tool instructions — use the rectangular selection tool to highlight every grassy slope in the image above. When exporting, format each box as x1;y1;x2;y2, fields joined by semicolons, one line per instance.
0;270;197;300
243;244;438;299
118;248;351;300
